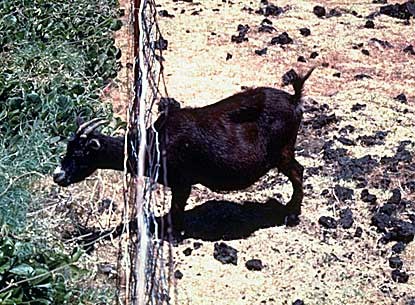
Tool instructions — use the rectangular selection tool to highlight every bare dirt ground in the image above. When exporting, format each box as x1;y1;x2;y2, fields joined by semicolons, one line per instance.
153;1;415;304
43;0;415;305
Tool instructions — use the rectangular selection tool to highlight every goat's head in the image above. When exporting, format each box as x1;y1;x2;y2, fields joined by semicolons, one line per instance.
53;118;108;186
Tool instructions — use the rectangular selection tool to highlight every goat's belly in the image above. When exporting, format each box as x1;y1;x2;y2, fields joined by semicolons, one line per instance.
197;166;270;191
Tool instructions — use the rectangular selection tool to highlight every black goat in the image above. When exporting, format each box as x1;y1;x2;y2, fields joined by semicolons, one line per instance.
53;68;315;231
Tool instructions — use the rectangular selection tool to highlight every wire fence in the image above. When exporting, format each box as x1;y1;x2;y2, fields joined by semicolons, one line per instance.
120;0;173;304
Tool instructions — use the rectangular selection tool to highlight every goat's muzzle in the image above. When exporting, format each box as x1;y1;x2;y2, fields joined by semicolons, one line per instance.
53;166;69;186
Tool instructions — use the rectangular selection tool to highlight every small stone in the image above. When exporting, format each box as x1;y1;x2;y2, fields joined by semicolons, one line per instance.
153;37;168;50
392;221;415;243
339;208;354;229
391;269;409;283
389;256;403;269
319;216;338;229
352;43;364;49
245;259;264;271
403;45;415;55
183;247;193;256
360;189;377;203
395;93;407;103
270;32;293;45
351;103;366;111
362;49;370;56
365;20;375;28
337;137;355;146
379;203;397;216
328;8;342;17
380;3;413;20
369;38;393;48
371;212;392;232
214;242;238;265
388;188;401;205
310;51;319;59
298;56;307;62
313;5;326;18
255;48;268;56
258;24;276;33
256;4;284;17
293;300;305;305
226;53;232;60
231;24;249;43
174;270;183;279
158;10;175;18
392;241;406;253
354;74;372;80
333;72;341;77
354;227;363;238
299;28;311;36
334;185;354;201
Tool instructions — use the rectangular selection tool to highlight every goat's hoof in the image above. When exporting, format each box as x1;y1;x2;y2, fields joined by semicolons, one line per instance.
284;213;300;227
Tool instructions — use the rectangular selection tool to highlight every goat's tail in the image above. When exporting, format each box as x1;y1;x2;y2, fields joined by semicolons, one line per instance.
292;66;316;104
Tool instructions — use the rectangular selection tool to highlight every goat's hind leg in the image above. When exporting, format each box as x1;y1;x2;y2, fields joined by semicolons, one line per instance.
277;151;304;219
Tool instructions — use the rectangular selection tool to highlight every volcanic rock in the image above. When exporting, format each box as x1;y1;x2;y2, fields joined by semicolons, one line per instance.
245;259;264;271
271;32;293;45
214;242;238;265
319;216;338;229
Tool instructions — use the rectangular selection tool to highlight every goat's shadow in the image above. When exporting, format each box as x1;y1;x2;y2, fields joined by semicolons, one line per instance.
169;198;289;241
73;199;290;249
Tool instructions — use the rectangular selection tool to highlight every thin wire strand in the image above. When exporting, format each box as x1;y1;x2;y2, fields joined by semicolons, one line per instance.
123;0;173;304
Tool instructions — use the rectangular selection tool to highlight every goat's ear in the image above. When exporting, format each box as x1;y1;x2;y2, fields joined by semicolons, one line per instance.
87;138;101;150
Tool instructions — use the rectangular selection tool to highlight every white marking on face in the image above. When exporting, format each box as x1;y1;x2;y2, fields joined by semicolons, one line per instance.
53;166;65;176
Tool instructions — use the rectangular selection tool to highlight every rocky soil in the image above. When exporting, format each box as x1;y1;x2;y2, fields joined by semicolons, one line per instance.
153;0;415;304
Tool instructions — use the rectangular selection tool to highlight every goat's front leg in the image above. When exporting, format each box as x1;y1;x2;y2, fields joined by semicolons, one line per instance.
170;185;191;233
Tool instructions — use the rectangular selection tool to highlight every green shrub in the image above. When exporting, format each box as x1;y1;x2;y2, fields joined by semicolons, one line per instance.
0;1;122;303
0;0;121;230
0;235;79;304
0;234;115;305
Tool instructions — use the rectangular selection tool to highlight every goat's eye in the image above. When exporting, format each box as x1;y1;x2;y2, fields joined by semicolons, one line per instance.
74;151;84;157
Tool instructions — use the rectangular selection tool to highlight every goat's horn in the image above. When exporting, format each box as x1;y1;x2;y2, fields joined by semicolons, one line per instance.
76;118;103;135
77;118;108;137
82;120;108;137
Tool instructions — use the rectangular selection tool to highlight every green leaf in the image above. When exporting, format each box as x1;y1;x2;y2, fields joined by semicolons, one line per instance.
70;248;83;263
9;263;35;276
0;260;12;274
49;136;61;144
26;93;42;104
3;15;17;26
110;19;122;31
